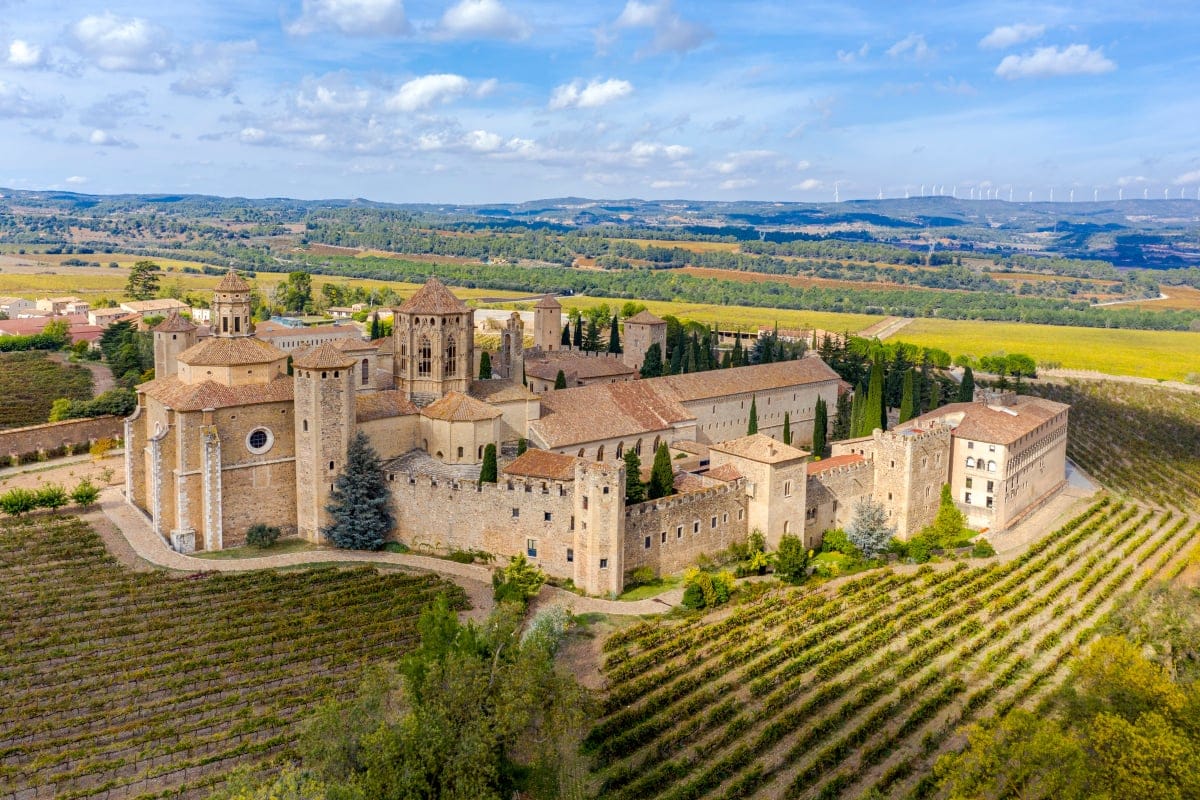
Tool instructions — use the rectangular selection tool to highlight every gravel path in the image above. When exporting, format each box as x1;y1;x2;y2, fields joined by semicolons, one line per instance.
97;487;677;617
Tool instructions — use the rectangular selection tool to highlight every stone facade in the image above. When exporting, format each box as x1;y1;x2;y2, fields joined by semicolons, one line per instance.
623;479;748;580
294;349;356;542
0;415;123;461
622;312;666;372
806;457;873;548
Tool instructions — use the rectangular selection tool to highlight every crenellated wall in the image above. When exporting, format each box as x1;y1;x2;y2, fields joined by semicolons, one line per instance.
623;479;748;579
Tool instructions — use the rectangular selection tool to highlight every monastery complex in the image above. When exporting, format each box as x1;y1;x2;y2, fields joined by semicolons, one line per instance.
126;273;1070;595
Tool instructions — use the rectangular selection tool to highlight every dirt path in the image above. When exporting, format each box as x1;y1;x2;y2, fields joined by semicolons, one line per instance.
1035;370;1200;394
859;315;912;340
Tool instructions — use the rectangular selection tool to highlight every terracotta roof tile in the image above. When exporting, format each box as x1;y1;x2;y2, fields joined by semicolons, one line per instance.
292;341;359;369
705;463;743;482
421;391;502;422
710;433;810;464
332;336;376;352
140;375;293;411
177;336;287;366
657;358;840;403
625;310;665;325
215;270;251;292
807;453;866;475
470;379;536;403
503;449;582;481
530;380;694;448
910;396;1069;446
397;277;470;314
525;351;635;381
534;294;562;309
356;390;419;422
152;311;196;333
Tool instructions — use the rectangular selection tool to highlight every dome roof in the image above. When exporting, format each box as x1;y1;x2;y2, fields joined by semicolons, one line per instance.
397;277;469;314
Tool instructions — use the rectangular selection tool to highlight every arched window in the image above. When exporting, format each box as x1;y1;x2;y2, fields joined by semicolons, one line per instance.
418;336;432;376
597;445;605;461
361;358;369;385
784;520;791;534
578;448;585;457
478;445;484;459
615;442;624;459
966;457;976;468
987;460;997;472
444;337;457;376
635;438;643;456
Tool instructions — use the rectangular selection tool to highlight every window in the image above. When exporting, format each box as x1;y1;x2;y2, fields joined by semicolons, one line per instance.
887;492;893;501
986;496;994;509
526;538;537;557
418;336;432;376
233;316;240;333
890;460;895;468
967;441;975;449
544;511;552;521
661;531;667;543
987;481;994;493
329;461;335;471
693;520;700;534
966;457;976;468
361;358;369;385
964;492;973;504
444;337;457;376
723;513;728;523
222;317;228;333
457;447;463;458
512;508;520;518
599;558;608;569
302;419;308;432
987;460;997;473
738;509;744;521
711;516;718;529
582;496;588;510
783;481;793;497
566;548;573;563
602;486;610;495
644;536;651;550
676;525;683;539
246;428;273;454
784;520;791;534
989;444;996;452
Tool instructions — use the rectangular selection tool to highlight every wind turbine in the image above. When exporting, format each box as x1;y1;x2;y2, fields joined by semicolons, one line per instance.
1164;187;1170;200
1009;186;1014;202
1143;188;1149;200
904;187;910;199
1094;188;1099;202
1049;188;1054;202
1119;188;1123;201
920;183;925;196
834;181;841;203
1070;189;1074;203
952;185;957;198
1028;190;1034;202
878;186;883;200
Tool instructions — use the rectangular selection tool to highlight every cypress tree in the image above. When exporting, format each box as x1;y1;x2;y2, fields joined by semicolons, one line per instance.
669;341;683;374
584;319;600;352
833;390;852;441
732;332;744;367
782;411;792;445
721;350;732;369
553;369;567;390
748;395;758;435
369;313;381;341
929;379;942;410
480;443;498;483
864;360;884;433
850;383;864;438
607;315;621;354
648;443;675;499
640;342;664;378
478;351;492;380
812;397;827;456
561;323;571;347
322;431;393;551
684;337;697;373
899;369;916;423
572;319;583;349
958;366;976;402
517;438;528;455
623;449;646;504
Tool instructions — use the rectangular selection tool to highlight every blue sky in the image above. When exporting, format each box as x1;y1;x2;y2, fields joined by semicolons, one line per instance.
2;0;1199;203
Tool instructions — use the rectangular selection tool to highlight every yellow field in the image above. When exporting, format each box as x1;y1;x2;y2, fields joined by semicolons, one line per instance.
896;318;1200;381
488;294;882;334
619;238;741;254
1129;285;1200;311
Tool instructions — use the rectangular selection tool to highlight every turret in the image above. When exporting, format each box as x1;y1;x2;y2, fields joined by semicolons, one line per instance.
293;342;357;542
499;312;525;383
212;270;252;338
572;460;626;596
534;294;562;352
151;311;197;379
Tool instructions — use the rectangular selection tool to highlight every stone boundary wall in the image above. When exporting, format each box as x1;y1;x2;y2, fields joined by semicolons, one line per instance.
0;415;123;462
624;479;748;579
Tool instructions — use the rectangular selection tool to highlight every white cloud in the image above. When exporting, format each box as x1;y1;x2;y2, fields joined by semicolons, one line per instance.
89;129;131;147
548;78;633;110
295;75;371;115
466;129;503;152
386;74;471;112
65;175;87;184
1116;175;1147;186
172;40;257;97
612;0;710;55
837;43;869;63
1175;170;1200;185
438;0;529;41
995;44;1115;79
792;178;823;191
630;141;691;161
650;179;688;189
288;0;409;37
979;23;1045;50
7;40;43;68
886;33;930;60
0;80;60;118
719;178;757;191
71;13;174;73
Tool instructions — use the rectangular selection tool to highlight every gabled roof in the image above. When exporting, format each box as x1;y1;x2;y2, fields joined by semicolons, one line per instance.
657;358;840;403
525;351;635;381
152;311;196;333
421;391;502;422
530;380;694;448
710;433;810;464
215;270;251;292
706;463;744;482
397;277;470;314
910;396;1069;446
534;294;562;310
139;375;293;411
177;336;286;366
293;341;359;370
356;390;419;422
503;449;581;482
470;379;536;403
807;453;866;475
625;310;666;325
333;336;376;352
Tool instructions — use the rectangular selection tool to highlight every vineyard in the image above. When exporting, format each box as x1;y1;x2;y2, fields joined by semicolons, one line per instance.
0;516;465;800
587;379;1200;800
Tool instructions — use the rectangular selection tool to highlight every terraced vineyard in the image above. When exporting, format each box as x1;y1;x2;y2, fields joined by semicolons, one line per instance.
589;380;1200;800
0;516;465;800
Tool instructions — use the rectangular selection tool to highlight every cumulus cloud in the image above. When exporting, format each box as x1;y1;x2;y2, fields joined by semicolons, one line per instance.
65;175;87;184
172;40;257;97
650;179;688;189
629;141;691;162
719;178;756;191
0;80;60;118
295;74;372;115
837;43;869;63
886;33;930;60
1175;170;1200;185
239;127;276;145
89;128;132;147
612;0;710;55
1116;175;1147;186
438;0;529;41
288;0;409;37
792;178;823;191
979;23;1045;50
995;44;1115;78
548;78;633;110
385;73;472;112
7;40;43;68
71;13;174;73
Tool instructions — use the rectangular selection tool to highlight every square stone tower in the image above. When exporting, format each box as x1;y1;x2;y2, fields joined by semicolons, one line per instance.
622;310;667;373
533;294;563;352
293;342;358;542
391;277;475;406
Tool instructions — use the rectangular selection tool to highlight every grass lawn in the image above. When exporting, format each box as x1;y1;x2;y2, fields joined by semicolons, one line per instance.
618;573;683;601
192;538;321;559
894;317;1200;382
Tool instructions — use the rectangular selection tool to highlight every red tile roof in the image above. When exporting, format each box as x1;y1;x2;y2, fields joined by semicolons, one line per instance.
657;358;840;403
503;449;582;481
178;336;287;366
706;463;743;482
534;294;561;310
531;380;694;447
140;375;294;411
293;341;359;369
710;433;810;464
525;351;635;381
215;270;251;292
807;453;866;475
910;396;1069;446
421;391;502;422
397;277;470;314
625;310;665;325
356;390;419;422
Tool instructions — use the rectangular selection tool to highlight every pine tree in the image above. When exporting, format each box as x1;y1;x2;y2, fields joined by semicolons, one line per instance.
560;323;570;347
478;351;492;380
323;431;394;551
812;396;828;456
640;342;663;378
748;395;758;435
782;411;792;445
648;443;675;499
553;369;567;390
572;319;583;349
958;366;976;402
584;319;600;352
607;315;621;354
846;497;895;558
899;369;916;423
623;449;646;504
480;443;498;483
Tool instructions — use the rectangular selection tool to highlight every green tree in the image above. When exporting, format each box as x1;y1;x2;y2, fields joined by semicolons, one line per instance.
480;443;498;484
959;365;976;402
845;497;895;558
125;260;160;300
924;484;968;547
368;313;382;341
583;319;601;352
832;389;853;441
35;484;68;510
572;319;582;349
246;523;281;548
812;397;828;456
899;369;916;423
607;315;621;354
850;382;865;438
516;438;528;456
623;448;645;504
69;479;100;508
478;350;492;379
648;443;675;500
775;534;809;583
492;553;546;605
0;488;38;516
864;359;885;433
782;411;792;446
747;395;758;435
322;431;393;550
279;271;313;313
640;342;664;378
560;323;570;347
553;369;567;390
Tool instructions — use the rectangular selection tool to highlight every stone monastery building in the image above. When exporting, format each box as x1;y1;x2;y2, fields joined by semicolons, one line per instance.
126;273;1069;594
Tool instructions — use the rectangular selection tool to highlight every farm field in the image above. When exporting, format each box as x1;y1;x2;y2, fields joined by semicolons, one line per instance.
0;517;465;800
894;317;1200;381
1129;284;1200;311
587;380;1200;800
0;352;93;429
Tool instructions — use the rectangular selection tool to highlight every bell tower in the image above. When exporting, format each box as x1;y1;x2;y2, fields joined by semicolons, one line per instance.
534;294;562;352
212;270;253;338
152;311;197;379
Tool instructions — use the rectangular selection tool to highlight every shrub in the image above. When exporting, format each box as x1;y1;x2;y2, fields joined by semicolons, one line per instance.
35;484;69;510
775;534;810;583
972;540;997;558
69;479;100;508
245;523;281;549
383;541;410;554
0;488;38;516
626;566;656;589
448;550;477;563
681;568;735;610
90;438;118;460
907;536;934;564
821;528;860;557
493;553;546;605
